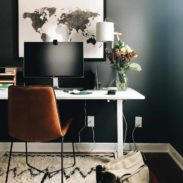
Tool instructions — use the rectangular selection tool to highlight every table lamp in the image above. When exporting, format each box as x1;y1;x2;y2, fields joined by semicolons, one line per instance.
95;22;122;89
96;22;122;45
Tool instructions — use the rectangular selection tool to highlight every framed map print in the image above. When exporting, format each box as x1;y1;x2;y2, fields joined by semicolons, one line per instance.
18;0;106;61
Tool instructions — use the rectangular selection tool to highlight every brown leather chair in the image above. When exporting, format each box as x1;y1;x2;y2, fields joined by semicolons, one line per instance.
6;86;75;183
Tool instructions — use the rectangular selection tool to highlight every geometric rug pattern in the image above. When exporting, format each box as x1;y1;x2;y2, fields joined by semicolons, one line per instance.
0;153;114;183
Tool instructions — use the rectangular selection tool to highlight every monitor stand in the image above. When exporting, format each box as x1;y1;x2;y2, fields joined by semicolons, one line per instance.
52;77;59;89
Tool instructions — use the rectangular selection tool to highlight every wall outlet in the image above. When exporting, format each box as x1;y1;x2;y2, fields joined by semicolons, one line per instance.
135;116;142;128
87;116;95;127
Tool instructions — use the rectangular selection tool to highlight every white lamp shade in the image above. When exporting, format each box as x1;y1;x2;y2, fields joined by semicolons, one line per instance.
96;22;114;42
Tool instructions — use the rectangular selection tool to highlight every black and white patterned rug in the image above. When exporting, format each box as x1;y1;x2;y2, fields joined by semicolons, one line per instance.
0;153;114;183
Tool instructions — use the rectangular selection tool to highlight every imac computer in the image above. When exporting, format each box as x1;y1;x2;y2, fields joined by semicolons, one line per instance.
24;42;84;88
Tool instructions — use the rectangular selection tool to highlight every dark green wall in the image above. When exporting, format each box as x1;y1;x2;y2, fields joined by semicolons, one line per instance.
0;0;20;66
85;0;170;144
1;0;182;155
168;0;183;155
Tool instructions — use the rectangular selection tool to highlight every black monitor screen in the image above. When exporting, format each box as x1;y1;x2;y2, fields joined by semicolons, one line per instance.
24;42;84;78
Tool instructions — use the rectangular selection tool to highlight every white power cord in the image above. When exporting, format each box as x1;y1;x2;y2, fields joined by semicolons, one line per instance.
77;102;128;154
95;63;99;89
123;114;128;145
78;100;87;143
131;124;147;161
132;125;139;151
108;77;116;87
76;100;96;153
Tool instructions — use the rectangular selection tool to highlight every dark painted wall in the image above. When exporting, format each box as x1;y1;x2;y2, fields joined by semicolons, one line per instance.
168;0;183;155
1;0;180;153
0;0;20;66
86;0;170;144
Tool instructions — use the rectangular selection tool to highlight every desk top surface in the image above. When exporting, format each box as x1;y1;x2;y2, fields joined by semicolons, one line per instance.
0;88;145;100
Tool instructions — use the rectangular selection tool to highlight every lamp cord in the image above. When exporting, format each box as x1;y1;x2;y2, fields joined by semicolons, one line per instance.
95;62;99;89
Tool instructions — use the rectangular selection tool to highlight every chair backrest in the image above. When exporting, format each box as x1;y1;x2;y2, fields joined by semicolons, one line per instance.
8;86;62;142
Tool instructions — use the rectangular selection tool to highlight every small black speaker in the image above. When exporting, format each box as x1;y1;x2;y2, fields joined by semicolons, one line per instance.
53;39;58;45
0;68;5;73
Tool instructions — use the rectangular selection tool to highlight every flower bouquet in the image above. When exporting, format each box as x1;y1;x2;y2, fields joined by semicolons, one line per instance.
106;40;142;91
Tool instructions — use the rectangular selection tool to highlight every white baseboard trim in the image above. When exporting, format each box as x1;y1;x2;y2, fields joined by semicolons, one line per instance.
168;144;183;170
124;143;169;153
0;142;182;170
0;142;117;153
0;142;169;153
125;143;182;170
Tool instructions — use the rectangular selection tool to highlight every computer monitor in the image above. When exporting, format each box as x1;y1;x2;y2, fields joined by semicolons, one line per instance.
24;42;84;88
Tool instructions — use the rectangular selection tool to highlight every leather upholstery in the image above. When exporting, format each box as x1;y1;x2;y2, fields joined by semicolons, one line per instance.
8;86;71;142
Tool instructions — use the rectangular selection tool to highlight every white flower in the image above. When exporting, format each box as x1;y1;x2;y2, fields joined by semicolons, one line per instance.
120;47;126;53
129;63;142;72
125;45;133;52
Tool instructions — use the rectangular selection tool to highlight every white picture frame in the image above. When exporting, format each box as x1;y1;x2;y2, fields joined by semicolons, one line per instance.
18;0;106;61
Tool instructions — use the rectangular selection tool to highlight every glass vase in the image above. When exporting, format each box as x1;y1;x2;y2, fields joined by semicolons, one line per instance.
116;71;128;91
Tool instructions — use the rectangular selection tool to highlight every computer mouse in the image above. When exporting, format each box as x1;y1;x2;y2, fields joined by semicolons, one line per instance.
72;89;80;94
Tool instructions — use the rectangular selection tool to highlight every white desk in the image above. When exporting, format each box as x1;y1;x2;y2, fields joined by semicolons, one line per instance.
0;88;145;157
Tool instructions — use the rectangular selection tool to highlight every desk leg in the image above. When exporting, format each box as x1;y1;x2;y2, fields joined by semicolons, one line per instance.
117;100;123;158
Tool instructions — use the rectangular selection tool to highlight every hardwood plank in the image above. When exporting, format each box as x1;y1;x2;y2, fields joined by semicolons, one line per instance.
145;153;183;183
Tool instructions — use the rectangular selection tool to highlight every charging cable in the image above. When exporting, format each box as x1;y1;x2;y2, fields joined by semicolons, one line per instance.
76;100;96;153
78;100;87;142
123;114;128;145
131;123;147;161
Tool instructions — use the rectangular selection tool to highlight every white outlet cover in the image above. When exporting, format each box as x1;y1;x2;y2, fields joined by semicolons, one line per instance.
135;116;142;128
87;116;95;127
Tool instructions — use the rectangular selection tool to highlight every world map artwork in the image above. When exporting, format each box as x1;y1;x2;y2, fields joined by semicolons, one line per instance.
23;7;99;45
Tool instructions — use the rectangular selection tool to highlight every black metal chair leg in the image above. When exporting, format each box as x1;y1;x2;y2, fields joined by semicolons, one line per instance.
72;142;76;167
49;141;76;176
5;142;13;183
61;137;64;183
25;142;44;173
